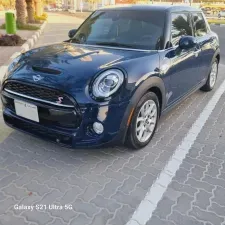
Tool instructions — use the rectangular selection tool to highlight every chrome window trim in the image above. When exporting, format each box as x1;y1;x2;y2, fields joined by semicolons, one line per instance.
157;45;179;52
4;89;75;108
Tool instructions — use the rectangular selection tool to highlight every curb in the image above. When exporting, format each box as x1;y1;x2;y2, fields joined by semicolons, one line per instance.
20;20;47;53
210;23;225;26
0;20;47;82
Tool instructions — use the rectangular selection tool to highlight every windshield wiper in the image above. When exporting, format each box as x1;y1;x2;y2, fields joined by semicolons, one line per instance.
94;42;134;48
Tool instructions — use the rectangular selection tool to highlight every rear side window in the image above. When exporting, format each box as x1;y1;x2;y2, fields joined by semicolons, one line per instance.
171;13;192;46
192;13;208;37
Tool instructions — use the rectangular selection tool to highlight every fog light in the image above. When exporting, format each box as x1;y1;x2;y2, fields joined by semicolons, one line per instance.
93;122;104;134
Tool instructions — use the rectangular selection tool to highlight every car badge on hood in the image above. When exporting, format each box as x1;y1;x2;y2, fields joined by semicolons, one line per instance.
33;75;44;82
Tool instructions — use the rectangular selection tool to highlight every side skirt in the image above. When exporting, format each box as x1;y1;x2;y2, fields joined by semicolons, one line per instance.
161;80;206;116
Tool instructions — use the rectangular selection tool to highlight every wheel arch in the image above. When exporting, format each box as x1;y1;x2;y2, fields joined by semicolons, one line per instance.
213;48;220;63
215;53;220;63
118;75;166;144
205;49;220;76
148;86;163;114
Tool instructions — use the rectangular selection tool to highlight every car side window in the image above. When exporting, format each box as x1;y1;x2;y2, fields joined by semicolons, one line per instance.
171;13;192;46
192;13;208;37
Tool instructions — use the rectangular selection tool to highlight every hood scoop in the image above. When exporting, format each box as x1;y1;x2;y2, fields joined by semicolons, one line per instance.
32;66;61;75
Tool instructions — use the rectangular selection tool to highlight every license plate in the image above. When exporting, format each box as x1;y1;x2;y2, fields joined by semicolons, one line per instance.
14;99;39;122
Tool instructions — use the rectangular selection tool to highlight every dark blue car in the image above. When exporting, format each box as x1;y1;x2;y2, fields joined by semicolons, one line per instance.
0;5;220;149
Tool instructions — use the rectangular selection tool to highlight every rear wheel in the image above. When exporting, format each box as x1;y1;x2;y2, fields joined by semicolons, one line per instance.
201;58;218;92
126;92;159;149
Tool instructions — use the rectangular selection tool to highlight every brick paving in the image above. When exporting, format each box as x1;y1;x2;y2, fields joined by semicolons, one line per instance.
0;13;42;67
0;13;225;225
147;88;225;225
34;12;84;48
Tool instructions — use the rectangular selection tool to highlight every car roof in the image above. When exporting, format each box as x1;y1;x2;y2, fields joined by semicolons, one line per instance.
98;4;201;13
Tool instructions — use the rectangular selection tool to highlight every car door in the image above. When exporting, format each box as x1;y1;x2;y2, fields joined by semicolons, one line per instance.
159;12;202;105
192;12;215;82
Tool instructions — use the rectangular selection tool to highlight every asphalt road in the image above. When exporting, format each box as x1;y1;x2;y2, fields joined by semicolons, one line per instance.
211;25;225;64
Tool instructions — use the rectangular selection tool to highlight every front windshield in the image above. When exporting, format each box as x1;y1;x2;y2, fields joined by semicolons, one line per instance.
71;10;165;50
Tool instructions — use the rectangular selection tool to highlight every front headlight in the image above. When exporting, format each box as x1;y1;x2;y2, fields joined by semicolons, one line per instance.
92;69;124;98
8;54;22;73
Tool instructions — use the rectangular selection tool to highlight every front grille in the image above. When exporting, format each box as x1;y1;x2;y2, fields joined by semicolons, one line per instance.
4;81;74;107
1;94;81;129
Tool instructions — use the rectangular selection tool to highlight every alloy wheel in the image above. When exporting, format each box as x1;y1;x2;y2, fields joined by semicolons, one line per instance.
135;100;157;143
210;61;218;88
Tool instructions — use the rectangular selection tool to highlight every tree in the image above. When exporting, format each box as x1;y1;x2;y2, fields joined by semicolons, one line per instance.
34;0;42;17
172;15;192;36
16;0;26;25
1;0;15;9
26;0;35;23
43;0;56;5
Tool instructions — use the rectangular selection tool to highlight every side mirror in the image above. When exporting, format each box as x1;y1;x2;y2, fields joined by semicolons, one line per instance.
68;29;77;38
179;36;196;50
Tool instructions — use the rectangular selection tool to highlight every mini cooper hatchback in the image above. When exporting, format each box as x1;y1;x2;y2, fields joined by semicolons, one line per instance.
1;5;220;149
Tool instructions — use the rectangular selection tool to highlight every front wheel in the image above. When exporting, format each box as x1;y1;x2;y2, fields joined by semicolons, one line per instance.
201;58;218;92
126;92;159;149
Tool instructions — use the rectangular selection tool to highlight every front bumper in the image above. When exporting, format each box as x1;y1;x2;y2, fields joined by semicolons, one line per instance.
1;91;130;148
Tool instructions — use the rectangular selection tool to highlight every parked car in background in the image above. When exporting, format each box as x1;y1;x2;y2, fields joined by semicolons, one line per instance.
44;5;55;12
44;5;50;11
0;5;220;149
218;10;225;18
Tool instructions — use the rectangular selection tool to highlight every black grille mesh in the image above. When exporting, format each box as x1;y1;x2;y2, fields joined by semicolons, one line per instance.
4;82;74;106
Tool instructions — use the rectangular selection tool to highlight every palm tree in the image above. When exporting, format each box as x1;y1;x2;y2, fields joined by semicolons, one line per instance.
16;0;26;25
26;0;34;23
34;0;42;17
172;15;192;36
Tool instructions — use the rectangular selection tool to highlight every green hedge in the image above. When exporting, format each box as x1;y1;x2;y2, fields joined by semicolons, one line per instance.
0;23;39;30
208;19;225;24
34;12;48;21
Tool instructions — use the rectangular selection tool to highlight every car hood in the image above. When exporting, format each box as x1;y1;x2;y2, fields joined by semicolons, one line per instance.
5;42;158;103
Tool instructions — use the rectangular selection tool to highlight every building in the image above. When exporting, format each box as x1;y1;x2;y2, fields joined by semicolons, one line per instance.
55;0;65;8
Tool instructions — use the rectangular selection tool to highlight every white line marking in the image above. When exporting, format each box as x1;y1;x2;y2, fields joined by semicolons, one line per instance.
126;66;225;225
0;66;8;82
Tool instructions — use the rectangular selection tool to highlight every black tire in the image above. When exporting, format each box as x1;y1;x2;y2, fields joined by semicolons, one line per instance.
201;58;218;92
126;92;160;150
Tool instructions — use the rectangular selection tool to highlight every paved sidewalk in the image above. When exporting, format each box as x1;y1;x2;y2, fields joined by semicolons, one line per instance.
0;29;35;67
0;10;43;67
35;12;84;48
147;85;225;225
0;12;225;225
